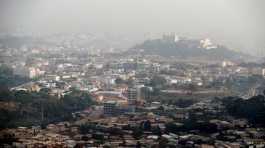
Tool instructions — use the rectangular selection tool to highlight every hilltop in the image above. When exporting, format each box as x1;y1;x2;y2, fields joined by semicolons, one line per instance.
129;35;249;61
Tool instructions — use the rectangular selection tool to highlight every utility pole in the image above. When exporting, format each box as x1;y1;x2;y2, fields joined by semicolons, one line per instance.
41;101;44;122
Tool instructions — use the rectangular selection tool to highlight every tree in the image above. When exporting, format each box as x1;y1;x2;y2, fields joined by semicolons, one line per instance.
136;141;141;148
142;120;151;131
80;123;96;134
0;88;94;128
0;65;29;88
184;83;197;95
152;126;162;136
158;137;169;148
115;77;124;85
174;98;195;108
0;65;13;76
222;95;265;126
132;127;143;139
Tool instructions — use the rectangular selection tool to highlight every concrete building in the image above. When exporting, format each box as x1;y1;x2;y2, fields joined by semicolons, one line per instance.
103;100;133;115
13;66;43;78
104;101;117;115
262;69;265;77
127;87;137;105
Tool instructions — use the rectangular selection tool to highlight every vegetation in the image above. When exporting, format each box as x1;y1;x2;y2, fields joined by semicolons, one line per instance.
131;38;243;60
222;95;265;126
0;66;93;129
0;89;93;129
0;65;29;88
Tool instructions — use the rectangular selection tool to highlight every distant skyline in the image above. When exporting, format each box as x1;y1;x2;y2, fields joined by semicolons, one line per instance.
0;0;264;56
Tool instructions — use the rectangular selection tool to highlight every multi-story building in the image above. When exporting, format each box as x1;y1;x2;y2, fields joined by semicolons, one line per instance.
127;87;137;105
13;66;43;78
262;69;265;77
103;101;117;115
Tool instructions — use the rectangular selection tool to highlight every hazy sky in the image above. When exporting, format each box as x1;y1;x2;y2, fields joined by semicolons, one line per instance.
0;0;264;55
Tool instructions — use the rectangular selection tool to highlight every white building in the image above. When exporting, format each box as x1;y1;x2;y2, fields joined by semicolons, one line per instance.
262;69;265;77
13;66;44;78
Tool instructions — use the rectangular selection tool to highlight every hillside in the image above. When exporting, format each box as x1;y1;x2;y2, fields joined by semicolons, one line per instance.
0;65;93;129
130;36;248;61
